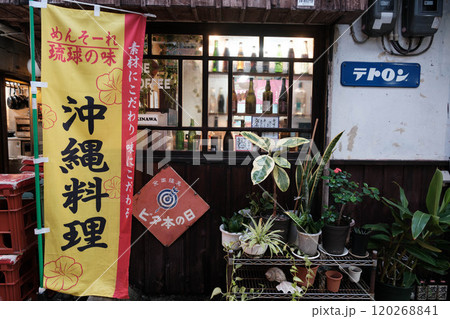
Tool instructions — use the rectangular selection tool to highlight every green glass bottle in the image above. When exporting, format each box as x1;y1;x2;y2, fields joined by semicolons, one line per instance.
176;130;185;150
275;44;283;73
212;40;219;72
187;119;196;150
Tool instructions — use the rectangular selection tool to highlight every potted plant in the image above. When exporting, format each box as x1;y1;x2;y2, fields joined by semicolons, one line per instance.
220;212;246;250
285;130;343;254
366;169;450;301
350;226;371;257
240;132;309;242
239;216;285;258
246;191;274;217
321;168;380;255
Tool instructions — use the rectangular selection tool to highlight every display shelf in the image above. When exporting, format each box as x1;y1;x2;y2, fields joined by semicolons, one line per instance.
233;266;373;300
226;251;376;301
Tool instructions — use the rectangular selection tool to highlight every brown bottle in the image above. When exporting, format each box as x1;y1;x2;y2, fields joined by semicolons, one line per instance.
245;78;256;114
231;79;237;114
262;80;273;114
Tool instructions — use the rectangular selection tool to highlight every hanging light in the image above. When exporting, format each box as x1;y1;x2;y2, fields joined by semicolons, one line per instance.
27;59;41;77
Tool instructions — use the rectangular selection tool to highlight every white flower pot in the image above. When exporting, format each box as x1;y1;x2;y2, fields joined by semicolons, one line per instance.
348;266;362;283
220;224;242;250
297;229;321;256
242;243;268;258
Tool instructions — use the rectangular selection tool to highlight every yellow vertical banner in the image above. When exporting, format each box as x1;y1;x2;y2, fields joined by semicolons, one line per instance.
41;5;145;298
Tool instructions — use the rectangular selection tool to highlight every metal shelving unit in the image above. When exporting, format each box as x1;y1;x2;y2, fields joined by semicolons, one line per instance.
227;252;377;300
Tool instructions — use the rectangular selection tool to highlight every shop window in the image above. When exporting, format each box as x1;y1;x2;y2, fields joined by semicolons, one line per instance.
139;24;323;155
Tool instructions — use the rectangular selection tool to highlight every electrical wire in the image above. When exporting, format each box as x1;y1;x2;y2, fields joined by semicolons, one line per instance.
350;24;370;44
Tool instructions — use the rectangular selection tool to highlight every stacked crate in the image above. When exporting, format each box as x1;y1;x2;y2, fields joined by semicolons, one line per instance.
0;173;39;301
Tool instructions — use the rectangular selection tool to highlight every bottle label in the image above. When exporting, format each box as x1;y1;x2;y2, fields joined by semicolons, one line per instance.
262;101;271;112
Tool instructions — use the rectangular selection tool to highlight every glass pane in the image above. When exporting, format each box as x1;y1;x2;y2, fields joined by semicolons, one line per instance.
182;60;202;127
232;60;288;74
263;37;314;59
292;64;313;129
209;36;259;57
152;34;203;56
140;59;178;126
294;62;313;75
208;73;228;127
232;75;289;128
207;131;236;152
173;129;202;151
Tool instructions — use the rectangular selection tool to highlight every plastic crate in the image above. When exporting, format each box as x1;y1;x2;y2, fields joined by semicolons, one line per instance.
0;173;36;210
0;247;38;301
0;200;37;254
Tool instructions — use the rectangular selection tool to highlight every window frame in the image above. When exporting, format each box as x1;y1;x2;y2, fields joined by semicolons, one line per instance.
142;22;329;158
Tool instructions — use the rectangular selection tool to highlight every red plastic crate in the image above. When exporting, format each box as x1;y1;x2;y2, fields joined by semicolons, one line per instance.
0;247;39;301
0;173;36;210
0;200;37;254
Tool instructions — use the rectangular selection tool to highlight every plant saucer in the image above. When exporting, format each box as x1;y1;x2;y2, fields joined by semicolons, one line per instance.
318;244;348;257
290;247;320;260
349;249;369;259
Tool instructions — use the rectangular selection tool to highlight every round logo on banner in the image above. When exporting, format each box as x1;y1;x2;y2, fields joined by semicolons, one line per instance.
155;187;179;213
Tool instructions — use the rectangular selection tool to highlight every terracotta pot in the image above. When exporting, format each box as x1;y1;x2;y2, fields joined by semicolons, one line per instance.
296;265;319;288
297;229;321;256
220;224;242;250
325;270;343;292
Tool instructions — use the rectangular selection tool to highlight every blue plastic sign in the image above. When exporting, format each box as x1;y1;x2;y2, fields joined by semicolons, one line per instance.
341;61;420;88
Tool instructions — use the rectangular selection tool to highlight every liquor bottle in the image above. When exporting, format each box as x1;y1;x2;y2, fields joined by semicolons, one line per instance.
237;42;244;72
250;45;257;73
212;40;219;72
416;280;427;300
263;51;269;73
294;81;307;116
427;279;438;300
288;39;295;59
245;78;256;114
222;39;230;72
209;87;217;113
187;119;196;150
278;78;288;115
262;80;273;114
231;79;237;114
300;40;309;74
175;130;184;150
214;116;218;127
275;44;283;73
438;279;448;301
223;131;234;151
218;88;225;114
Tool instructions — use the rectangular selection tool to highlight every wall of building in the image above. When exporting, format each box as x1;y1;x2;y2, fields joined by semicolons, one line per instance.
0;37;30;78
328;1;450;161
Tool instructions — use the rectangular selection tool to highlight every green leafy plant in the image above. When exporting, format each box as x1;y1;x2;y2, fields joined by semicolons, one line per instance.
322;168;380;226
353;226;371;235
246;191;273;216
286;248;311;300
240;132;309;217
210;250;263;301
221;212;246;233
240;216;285;257
285;130;343;234
366;169;450;288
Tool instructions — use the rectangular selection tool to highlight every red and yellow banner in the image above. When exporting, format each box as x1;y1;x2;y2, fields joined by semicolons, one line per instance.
41;4;145;298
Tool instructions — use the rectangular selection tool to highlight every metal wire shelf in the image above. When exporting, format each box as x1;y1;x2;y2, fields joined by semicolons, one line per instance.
234;266;374;300
228;251;377;267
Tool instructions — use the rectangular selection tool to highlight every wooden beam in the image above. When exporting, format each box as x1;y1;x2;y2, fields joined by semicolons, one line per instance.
215;0;221;22
165;0;177;20
239;0;246;23
190;0;199;21
262;0;270;23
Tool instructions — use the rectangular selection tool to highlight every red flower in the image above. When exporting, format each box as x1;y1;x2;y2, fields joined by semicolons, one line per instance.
334;168;342;174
